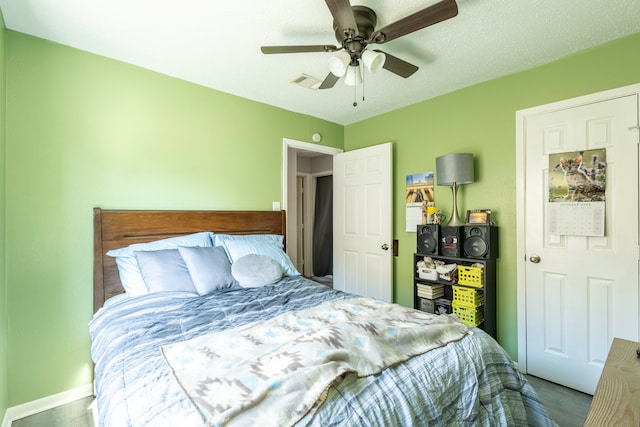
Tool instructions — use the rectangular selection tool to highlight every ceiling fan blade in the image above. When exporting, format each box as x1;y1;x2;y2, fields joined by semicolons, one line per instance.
319;73;340;89
369;0;458;44
261;45;339;54
325;0;358;38
375;50;418;78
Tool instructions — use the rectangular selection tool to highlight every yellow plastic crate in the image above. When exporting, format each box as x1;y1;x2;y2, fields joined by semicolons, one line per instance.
453;303;484;327
457;265;484;288
452;285;484;308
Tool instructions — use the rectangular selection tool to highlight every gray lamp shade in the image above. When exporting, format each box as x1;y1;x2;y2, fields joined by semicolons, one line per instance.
435;153;475;186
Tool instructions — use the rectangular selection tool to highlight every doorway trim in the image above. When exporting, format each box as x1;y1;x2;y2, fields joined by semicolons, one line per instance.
282;138;342;262
515;82;640;372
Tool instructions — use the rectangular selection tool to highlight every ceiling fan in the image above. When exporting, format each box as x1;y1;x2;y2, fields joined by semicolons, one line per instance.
261;0;458;90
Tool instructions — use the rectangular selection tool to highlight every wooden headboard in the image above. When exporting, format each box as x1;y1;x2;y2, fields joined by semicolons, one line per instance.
93;208;286;312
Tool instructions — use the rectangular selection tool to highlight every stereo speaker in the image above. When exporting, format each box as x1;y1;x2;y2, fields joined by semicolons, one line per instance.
440;226;463;257
463;225;499;259
416;224;440;255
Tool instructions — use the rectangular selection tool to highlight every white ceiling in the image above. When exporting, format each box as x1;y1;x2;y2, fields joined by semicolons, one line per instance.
1;0;639;125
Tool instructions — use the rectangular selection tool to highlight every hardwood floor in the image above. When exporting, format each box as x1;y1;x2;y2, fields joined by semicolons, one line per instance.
11;376;592;426
526;375;593;427
11;397;95;427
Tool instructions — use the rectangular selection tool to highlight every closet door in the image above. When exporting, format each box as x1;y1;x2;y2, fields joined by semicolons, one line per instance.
518;89;639;394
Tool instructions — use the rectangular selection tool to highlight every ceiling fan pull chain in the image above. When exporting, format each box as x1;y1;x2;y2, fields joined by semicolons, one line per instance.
362;67;366;103
353;75;358;107
353;65;365;107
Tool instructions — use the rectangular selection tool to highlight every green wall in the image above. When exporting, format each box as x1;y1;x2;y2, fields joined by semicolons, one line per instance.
345;31;640;358
4;31;342;405
0;9;7;422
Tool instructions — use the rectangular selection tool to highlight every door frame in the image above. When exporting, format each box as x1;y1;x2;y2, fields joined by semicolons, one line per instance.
515;83;640;371
282;138;342;265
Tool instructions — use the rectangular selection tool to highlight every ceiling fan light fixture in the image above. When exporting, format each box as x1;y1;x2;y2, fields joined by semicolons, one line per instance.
361;50;386;73
328;51;351;77
344;65;362;86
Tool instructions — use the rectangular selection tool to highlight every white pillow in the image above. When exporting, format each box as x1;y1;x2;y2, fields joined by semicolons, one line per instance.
231;254;283;288
222;239;300;276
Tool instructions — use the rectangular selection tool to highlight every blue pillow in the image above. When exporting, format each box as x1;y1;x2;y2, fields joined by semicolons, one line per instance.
222;239;300;276
213;233;284;249
231;254;283;288
106;232;214;296
178;246;238;295
134;249;197;294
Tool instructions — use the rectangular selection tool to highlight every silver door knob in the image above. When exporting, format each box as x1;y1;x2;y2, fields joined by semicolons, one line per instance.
381;244;389;251
529;255;541;263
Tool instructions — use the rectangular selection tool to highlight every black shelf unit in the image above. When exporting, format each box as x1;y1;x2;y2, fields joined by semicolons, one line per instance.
413;253;496;339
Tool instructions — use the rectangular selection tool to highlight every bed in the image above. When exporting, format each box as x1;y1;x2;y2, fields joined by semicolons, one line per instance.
90;208;557;426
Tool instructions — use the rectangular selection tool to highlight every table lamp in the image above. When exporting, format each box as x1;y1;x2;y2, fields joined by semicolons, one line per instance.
435;153;474;226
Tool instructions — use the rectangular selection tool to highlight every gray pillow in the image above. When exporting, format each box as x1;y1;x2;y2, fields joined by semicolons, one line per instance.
231;254;283;288
134;249;197;294
178;246;238;295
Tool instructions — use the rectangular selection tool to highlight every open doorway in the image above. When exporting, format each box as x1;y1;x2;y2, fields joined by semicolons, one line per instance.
283;139;342;285
311;174;333;285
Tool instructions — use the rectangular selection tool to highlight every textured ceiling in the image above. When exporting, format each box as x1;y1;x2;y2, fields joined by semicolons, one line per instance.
1;0;639;125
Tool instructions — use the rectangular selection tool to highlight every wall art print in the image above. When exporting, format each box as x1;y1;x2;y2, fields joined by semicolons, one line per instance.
405;171;434;232
547;149;606;237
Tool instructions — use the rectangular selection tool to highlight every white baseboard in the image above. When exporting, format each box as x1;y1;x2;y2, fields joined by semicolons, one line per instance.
1;384;93;427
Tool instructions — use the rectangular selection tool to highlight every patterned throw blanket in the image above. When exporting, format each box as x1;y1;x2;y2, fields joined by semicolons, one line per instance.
161;297;469;427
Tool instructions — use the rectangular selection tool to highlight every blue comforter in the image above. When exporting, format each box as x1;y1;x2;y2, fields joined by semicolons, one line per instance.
90;276;557;426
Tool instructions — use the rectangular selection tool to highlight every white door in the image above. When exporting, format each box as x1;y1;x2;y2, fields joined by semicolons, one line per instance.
518;91;639;394
333;142;393;302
